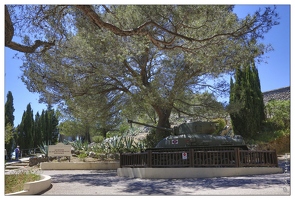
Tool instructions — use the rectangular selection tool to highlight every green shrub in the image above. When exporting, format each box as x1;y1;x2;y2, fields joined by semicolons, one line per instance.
212;118;226;135
71;140;89;151
37;141;48;157
119;123;130;134
92;135;104;143
77;152;88;162
143;129;170;148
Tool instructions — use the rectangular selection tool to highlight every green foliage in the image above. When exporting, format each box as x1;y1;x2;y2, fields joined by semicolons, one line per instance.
58;120;82;137
247;100;290;145
5;91;15;127
119;123;131;134
37;141;48;156
103;136;125;153
77;152;88;162
89;143;103;153
19;5;278;140
5;123;14;145
229;61;265;139
249;128;287;144
265;100;290;130
71;140;89;151
212;118;226;135
142;128;163;148
106;131;122;138
101;135;145;153
92;135;105;143
17;103;34;150
16;106;59;151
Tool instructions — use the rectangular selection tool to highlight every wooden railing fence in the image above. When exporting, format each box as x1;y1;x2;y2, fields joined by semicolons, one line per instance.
120;148;278;168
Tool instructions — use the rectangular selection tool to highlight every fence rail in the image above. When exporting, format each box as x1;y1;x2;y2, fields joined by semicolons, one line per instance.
120;148;278;168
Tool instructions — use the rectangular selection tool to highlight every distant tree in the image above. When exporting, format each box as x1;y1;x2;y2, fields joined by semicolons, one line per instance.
18;103;35;149
34;112;43;147
5;91;15;157
42;108;59;145
265;100;290;131
57;94;120;142
5;91;15;127
229;60;265;138
5;123;14;145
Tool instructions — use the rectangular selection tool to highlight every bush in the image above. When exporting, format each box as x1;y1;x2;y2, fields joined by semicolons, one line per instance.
92;135;104;143
256;134;290;154
77;152;88;162
71;140;89;151
212;118;226;135
142;128;168;148
37;141;48;157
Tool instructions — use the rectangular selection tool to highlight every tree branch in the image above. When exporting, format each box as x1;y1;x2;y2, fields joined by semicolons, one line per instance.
6;40;55;53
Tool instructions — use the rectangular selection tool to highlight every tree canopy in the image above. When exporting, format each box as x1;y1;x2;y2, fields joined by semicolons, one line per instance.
6;5;278;54
6;5;279;140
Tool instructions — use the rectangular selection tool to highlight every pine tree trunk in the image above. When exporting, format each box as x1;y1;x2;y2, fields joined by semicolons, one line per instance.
152;105;172;139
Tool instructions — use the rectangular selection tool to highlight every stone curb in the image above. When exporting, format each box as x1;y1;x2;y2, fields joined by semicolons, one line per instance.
40;161;120;170
6;174;52;195
117;167;283;179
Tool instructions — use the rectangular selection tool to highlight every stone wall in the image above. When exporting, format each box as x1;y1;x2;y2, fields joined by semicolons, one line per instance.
263;86;290;104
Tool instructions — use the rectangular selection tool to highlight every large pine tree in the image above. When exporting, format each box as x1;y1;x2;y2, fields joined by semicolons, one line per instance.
229;60;265;139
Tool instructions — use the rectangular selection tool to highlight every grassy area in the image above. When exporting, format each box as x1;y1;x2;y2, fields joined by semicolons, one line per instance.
5;169;41;194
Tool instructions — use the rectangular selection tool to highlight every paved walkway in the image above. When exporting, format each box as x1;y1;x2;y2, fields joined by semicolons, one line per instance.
6;156;291;196
40;166;290;195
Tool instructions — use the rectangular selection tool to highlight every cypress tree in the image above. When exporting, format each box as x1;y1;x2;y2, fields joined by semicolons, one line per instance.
5;91;15;158
16;111;26;150
34;112;42;148
40;110;46;144
5;91;15;127
18;103;35;150
40;109;59;145
229;60;265;139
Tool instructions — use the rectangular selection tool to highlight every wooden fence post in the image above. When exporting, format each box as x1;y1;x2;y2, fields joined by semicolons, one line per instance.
189;148;194;167
119;153;122;168
235;148;240;167
273;149;278;167
147;150;152;168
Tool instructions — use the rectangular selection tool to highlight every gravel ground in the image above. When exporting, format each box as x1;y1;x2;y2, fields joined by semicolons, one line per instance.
39;159;291;196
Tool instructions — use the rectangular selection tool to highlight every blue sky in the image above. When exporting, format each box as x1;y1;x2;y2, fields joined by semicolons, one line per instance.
2;4;291;127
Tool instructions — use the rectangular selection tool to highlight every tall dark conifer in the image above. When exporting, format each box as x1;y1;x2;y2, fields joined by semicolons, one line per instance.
19;103;34;149
5;91;15;127
5;91;15;158
229;60;265;139
34;112;42;147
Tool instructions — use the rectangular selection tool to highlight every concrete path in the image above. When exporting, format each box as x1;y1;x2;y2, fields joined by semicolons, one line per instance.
39;168;290;196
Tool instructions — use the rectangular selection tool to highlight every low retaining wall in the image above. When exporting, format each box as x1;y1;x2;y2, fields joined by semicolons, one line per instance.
40;161;120;170
6;174;51;195
117;167;283;179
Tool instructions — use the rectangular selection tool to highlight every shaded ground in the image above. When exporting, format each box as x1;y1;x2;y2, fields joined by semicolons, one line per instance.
40;159;290;196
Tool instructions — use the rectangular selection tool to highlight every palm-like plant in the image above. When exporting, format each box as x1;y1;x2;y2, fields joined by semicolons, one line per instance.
37;141;48;157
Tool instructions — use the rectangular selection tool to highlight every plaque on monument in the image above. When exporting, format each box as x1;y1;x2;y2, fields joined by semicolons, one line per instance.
48;143;71;161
